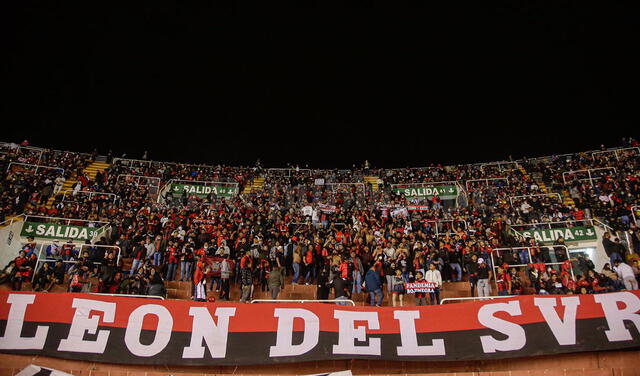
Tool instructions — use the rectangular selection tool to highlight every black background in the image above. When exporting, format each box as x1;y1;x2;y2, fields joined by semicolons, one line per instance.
2;1;637;167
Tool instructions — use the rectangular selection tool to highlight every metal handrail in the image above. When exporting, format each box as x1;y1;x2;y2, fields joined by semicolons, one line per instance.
508;193;562;206
31;243;122;282
465;177;509;192
24;215;109;226
61;190;119;203
489;245;574;293
591;147;640;160
440;295;516;305
511;219;598;230
562;167;617;186
0;213;26;227
7;162;64;175
425;219;468;236
250;299;356;306
116;174;162;185
89;293;165;300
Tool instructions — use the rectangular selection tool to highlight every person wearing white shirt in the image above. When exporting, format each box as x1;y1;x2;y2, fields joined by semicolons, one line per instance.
614;260;638;290
424;263;443;304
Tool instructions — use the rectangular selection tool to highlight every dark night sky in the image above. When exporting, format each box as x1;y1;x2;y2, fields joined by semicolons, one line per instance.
2;1;637;168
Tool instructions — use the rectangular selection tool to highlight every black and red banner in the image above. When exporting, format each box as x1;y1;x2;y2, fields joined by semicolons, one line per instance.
0;291;638;365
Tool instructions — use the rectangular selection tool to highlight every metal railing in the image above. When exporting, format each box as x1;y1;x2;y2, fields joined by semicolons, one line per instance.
511;219;602;231
31;242;122;279
465;177;509;192
508;193;562;206
61;190;119;204
89;293;165;300
0;143;45;164
116;174;161;196
562;167;617;186
440;295;516;304
591;147;640;161
111;157;153;167
489;245;574;292
251;299;356;306
0;214;26;227
425;219;468;236
7;162;64;175
116;174;161;187
24;214;109;227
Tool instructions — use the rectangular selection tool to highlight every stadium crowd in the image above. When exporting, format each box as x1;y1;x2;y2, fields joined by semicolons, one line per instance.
1;138;639;305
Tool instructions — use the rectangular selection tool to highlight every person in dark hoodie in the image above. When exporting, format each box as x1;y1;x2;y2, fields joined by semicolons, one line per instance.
602;232;623;266
365;265;384;306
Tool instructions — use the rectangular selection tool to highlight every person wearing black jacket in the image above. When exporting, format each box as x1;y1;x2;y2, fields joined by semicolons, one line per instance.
602;232;623;266
449;248;463;282
239;263;253;303
316;266;331;300
331;275;351;303
465;254;479;297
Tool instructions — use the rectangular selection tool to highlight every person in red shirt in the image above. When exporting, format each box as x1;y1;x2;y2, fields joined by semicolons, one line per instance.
495;265;512;296
165;241;178;281
12;251;31;291
193;259;207;302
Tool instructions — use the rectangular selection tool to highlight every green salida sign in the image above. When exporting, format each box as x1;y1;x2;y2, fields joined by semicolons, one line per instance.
20;222;102;241
170;183;238;198
519;226;597;244
394;185;458;200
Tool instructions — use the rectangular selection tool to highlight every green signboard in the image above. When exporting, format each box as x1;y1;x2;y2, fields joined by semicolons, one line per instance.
169;183;238;198
20;222;103;241
518;226;597;244
394;185;458;200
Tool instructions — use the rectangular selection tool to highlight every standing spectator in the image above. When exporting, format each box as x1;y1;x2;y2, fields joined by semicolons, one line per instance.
477;258;491;297
350;251;363;295
179;243;194;282
390;268;406;307
144;237;156;265
130;240;146;276
331;274;351;305
614;260;638;290
495;265;512;296
292;241;302;284
466;254;479;297
425;263;442;304
193;260;207;302
165;241;178;281
316;265;331;300
147;270;166;298
364;265;383;306
603;232;623;266
413;271;428;306
268;265;285;299
219;254;232;300
239;255;253;303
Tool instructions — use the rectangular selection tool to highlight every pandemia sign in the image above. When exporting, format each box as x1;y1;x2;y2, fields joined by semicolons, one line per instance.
0;291;639;365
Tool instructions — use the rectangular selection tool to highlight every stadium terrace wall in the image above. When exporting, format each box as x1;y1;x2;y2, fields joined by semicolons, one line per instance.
0;291;639;366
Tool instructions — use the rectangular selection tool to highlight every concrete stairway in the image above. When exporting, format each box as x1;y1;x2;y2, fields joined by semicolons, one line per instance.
517;164;548;193
561;188;576;206
0;215;24;229
364;176;380;191
242;177;266;194
46;161;110;208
